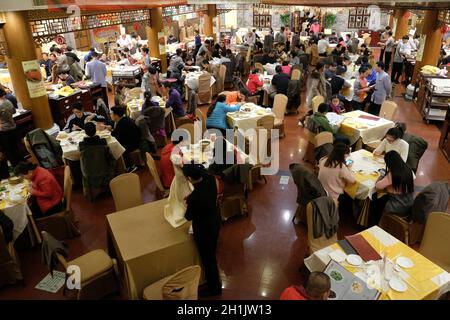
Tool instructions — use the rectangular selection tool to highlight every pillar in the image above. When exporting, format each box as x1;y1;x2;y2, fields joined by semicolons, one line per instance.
388;14;394;29
146;7;167;72
394;9;410;40
204;4;217;40
412;10;442;83
3;11;53;129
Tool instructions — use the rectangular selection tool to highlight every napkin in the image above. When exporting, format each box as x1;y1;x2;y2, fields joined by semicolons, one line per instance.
328;249;347;263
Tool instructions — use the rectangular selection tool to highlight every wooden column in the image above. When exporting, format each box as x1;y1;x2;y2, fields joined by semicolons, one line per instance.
146;7;167;72
394;9;410;40
412;10;442;83
3;11;53;129
204;4;217;40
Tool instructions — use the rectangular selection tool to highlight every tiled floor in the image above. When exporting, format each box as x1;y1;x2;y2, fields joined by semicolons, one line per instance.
0;83;449;300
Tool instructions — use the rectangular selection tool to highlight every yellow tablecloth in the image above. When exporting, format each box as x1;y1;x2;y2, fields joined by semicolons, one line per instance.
106;199;201;300
304;226;449;300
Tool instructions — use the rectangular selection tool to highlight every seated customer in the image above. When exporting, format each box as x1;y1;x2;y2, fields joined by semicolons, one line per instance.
328;95;345;114
311;103;340;135
373;127;409;163
79;122;106;152
163;82;185;118
330;66;351;96
318;143;356;199
261;50;277;65
206;94;241;136
281;60;291;76
160;136;183;189
270;65;290;98
110;106;141;154
246;69;264;106
375;150;415;217
14;162;63;218
225;90;246;105
280;272;331;300
63;103;105;133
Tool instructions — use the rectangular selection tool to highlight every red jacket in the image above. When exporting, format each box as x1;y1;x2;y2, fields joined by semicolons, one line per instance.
280;286;309;300
160;143;177;189
31;167;63;214
246;73;264;95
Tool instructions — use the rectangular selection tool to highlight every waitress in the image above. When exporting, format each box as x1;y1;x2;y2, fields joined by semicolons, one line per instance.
182;164;222;297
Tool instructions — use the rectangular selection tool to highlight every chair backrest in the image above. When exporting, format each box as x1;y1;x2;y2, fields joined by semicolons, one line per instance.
219;65;226;85
254;62;264;73
178;123;196;144
378;214;409;244
419;212;450;272
198;73;212;94
312;95;325;113
246;126;270;165
23;136;39;165
145;152;166;193
256;115;275;131
109;173;143;211
63;166;73;212
195;109;206;134
291;68;301;81
161;265;201;300
273;94;288;121
306;198;338;253
313;131;333;148
128;87;142;99
379;100;398;120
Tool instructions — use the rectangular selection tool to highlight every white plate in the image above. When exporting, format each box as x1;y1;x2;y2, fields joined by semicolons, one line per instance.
389;278;407;292
396;257;414;269
346;254;363;266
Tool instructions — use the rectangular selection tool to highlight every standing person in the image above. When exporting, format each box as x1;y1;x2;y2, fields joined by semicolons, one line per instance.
305;62;327;109
382;31;395;72
318;34;329;57
369;61;392;116
275;26;286;45
352;66;371;111
183;164;222;297
167;48;184;78
163;82;185;118
379;26;391;63
244;29;256;47
85;51;108;106
391;35;409;84
318;142;356;200
194;30;202;61
0;88;21;169
40;52;52;77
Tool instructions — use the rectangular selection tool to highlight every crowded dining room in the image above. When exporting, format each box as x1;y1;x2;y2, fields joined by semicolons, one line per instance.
0;0;450;305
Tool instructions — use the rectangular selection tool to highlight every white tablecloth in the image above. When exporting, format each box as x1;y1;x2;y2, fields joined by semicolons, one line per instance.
185;71;216;91
59;131;125;161
0;180;32;241
334;110;395;144
347;149;385;200
227;105;275;131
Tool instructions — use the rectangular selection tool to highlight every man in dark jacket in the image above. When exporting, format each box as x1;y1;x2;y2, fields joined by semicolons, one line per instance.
183;164;222;297
110;106;141;154
79;122;107;152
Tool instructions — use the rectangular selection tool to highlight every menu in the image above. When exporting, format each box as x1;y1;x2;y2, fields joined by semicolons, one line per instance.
324;260;380;300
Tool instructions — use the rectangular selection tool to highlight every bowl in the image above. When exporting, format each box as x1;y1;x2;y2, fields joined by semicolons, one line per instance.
8;176;23;185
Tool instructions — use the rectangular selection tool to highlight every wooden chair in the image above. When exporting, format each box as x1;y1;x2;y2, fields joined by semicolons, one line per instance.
145;152;169;200
216;64;226;94
419;212;450;272
53;242;118;299
195;109;207;134
218;178;249;221
143;265;201;300
243;126;270;190
254;62;264;74
178;123;199;144
32;166;80;242
379;100;398;121
123;149;145;168
314;131;333;148
291;69;301;81
378;213;425;246
272;94;288;138
312;95;325;113
256;114;275;131
197;73;212;105
109;173;143;211
306;198;339;254
127;87;142;99
0;226;24;287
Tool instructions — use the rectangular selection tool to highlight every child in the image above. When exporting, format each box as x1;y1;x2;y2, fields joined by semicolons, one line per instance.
328;95;345;114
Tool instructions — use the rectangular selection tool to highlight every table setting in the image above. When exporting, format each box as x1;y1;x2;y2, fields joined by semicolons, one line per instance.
304;226;450;300
227;103;274;131
0;177;32;241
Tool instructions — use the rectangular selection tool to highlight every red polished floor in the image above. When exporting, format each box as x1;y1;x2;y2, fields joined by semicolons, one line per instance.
0;84;449;300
